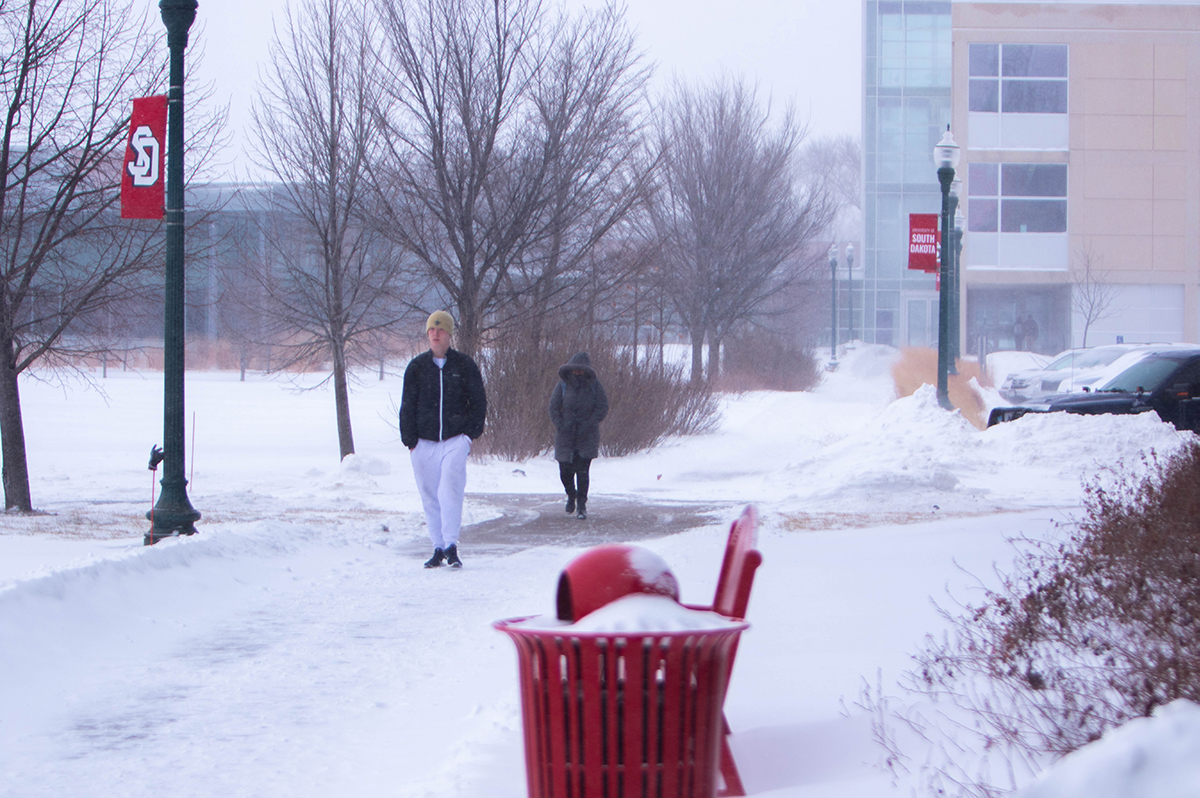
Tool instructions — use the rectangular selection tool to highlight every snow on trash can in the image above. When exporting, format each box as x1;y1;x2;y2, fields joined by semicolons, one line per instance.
495;545;749;798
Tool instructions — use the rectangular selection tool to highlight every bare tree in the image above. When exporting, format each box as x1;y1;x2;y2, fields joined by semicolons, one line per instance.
495;4;653;349
648;77;835;383
1071;241;1120;348
0;1;166;511
206;193;274;381
249;0;409;460
371;0;652;358
370;0;546;357
797;135;861;213
797;134;861;246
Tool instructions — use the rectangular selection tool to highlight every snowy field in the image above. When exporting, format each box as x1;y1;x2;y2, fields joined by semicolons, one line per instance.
2;344;1197;797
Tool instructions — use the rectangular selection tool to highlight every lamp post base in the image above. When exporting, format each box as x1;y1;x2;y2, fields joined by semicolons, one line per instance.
145;504;201;545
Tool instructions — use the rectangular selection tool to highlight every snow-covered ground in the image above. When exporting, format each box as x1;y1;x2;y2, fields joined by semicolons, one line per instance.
1;344;1196;797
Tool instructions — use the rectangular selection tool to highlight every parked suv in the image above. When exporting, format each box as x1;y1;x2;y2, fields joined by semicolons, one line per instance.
989;348;1200;431
998;344;1159;403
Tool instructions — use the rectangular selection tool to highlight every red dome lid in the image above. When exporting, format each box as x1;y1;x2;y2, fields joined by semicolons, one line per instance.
556;544;681;622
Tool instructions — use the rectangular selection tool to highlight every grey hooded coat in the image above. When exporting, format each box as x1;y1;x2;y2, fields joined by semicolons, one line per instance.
549;352;609;462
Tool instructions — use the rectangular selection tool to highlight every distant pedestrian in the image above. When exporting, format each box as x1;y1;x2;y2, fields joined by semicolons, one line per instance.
549;352;608;520
1022;313;1039;352
1012;317;1025;351
400;311;487;568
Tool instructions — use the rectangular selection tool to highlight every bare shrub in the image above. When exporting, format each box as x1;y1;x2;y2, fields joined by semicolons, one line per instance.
892;347;989;429
475;338;720;461
473;341;563;461
597;352;721;457
720;330;821;392
888;440;1200;796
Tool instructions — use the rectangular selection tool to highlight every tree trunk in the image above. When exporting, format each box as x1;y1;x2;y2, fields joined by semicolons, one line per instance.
658;303;666;374
455;301;481;358
0;343;33;511
707;333;722;384
332;342;355;460
689;328;705;384
631;280;640;373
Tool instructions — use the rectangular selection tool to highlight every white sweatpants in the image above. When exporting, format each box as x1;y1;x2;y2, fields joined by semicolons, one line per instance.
410;434;471;549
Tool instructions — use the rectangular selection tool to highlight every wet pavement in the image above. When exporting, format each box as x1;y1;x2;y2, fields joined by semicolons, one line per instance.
409;493;738;560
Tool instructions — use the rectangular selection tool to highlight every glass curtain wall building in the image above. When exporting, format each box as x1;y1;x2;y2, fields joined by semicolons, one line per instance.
862;1;952;347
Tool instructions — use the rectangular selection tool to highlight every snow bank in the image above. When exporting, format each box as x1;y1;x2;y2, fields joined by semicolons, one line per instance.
771;380;1191;515
1018;700;1200;798
0;522;307;605
338;453;392;476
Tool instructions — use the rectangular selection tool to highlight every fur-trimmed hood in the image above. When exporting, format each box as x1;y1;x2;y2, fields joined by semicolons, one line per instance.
558;351;596;382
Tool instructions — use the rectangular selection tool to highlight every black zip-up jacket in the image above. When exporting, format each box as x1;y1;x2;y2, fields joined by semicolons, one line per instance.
399;348;487;448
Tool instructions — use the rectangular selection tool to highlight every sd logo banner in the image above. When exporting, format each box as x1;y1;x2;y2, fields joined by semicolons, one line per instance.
121;95;167;219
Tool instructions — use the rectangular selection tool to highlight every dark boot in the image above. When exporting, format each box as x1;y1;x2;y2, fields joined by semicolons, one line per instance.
444;543;463;568
576;473;589;519
565;492;576;514
423;547;445;568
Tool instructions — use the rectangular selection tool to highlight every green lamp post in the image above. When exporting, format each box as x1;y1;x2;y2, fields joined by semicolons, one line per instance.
952;204;965;368
845;243;855;342
828;244;839;370
933;127;960;410
947;176;961;376
147;0;201;544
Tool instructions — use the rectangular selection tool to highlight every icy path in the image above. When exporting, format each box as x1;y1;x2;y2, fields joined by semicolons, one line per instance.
2;522;537;797
1;505;1065;798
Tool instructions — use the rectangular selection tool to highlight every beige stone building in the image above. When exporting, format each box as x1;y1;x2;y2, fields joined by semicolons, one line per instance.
954;0;1200;353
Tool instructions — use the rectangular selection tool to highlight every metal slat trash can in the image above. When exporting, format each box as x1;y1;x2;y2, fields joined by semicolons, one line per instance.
497;544;750;798
495;615;747;798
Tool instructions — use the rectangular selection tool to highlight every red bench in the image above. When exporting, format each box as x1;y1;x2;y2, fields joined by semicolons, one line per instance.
686;505;763;797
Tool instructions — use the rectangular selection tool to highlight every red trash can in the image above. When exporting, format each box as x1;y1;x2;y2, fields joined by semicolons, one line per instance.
495;545;748;798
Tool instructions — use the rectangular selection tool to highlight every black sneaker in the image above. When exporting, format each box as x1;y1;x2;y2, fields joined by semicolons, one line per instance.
423;548;445;568
576;503;587;520
565;495;576;514
444;543;463;568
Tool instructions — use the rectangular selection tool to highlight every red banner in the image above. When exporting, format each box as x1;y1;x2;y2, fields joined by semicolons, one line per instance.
121;95;167;219
908;213;940;273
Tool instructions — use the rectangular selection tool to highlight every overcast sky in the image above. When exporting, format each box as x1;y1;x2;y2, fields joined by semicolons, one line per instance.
180;0;862;181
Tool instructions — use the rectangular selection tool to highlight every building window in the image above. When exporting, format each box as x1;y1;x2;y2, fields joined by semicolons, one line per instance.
969;43;1067;114
878;5;951;88
1003;81;1068;114
968;162;1067;233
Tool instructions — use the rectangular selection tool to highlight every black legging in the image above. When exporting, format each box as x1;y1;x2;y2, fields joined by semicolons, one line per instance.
559;453;592;504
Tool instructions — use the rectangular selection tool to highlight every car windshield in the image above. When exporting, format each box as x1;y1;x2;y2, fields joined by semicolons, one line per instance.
1072;348;1131;369
1099;356;1184;393
1043;352;1079;371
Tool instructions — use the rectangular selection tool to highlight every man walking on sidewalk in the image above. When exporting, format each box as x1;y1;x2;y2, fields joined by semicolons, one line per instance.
400;311;487;568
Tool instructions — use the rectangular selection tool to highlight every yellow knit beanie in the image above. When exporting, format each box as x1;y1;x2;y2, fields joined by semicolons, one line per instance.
426;310;454;335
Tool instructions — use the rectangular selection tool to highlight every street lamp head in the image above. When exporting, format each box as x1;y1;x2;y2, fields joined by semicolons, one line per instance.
829;244;838;267
950;177;963;198
954;206;965;232
845;242;854;263
933;126;960;171
160;0;198;44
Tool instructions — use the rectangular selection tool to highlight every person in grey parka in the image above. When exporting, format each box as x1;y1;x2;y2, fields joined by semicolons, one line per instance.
549;352;609;519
